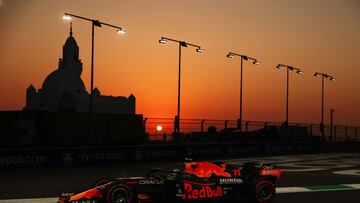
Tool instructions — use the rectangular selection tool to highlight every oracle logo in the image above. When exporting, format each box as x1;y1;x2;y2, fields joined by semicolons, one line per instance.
139;179;165;185
183;183;223;199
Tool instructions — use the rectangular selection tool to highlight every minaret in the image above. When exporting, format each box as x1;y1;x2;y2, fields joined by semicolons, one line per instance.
58;22;83;77
25;84;37;109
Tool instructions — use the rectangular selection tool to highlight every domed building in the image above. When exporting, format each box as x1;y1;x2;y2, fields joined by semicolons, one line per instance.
25;26;135;114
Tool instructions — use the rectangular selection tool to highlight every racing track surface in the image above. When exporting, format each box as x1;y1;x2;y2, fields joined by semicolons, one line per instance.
1;152;360;203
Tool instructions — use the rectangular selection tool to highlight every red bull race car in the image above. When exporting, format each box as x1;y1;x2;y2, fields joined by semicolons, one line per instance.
58;160;282;203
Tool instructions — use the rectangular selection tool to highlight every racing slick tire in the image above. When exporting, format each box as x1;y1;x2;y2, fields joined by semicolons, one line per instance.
106;184;132;203
249;178;276;203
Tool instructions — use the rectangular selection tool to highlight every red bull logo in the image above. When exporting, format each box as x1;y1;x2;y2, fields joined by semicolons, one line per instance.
183;182;223;199
184;162;231;178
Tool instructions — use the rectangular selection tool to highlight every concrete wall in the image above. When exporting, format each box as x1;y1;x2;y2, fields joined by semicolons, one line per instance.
0;110;145;147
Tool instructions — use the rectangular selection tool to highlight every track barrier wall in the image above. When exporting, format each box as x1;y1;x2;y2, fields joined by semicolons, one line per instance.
1;142;359;170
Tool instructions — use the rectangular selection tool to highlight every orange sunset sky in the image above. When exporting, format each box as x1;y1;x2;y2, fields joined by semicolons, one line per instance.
0;0;359;126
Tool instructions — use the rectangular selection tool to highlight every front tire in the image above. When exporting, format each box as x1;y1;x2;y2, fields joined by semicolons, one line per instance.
106;184;132;203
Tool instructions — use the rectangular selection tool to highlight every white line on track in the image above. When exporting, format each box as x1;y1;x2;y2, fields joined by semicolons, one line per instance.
343;183;360;189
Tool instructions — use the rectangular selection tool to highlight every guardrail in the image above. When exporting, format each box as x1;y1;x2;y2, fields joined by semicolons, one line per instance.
144;118;359;142
1;141;360;170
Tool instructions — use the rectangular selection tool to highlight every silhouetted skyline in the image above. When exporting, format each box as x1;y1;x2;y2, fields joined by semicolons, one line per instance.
0;0;359;126
25;26;136;114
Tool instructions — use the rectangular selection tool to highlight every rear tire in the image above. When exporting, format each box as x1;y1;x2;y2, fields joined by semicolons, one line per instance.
250;179;275;203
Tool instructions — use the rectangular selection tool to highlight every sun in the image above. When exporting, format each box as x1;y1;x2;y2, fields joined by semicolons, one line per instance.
156;125;163;132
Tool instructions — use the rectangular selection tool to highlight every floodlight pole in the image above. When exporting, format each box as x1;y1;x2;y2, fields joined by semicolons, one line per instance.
63;13;125;113
177;42;182;135
286;67;289;126
239;56;243;132
321;75;325;138
91;21;95;113
314;72;335;140
227;52;260;133
159;37;204;135
276;64;303;126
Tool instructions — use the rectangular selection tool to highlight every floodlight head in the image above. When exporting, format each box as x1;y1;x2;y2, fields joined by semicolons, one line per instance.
253;60;260;65
227;53;234;58
116;28;126;34
297;70;304;74
276;64;283;69
196;47;204;53
159;38;168;44
62;14;72;21
330;77;336;81
314;72;320;77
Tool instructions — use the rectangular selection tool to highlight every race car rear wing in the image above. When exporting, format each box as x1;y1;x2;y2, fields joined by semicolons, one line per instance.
259;168;282;178
242;162;282;179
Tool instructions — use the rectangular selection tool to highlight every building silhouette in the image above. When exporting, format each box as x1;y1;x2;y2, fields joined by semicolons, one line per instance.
25;26;135;114
0;26;144;148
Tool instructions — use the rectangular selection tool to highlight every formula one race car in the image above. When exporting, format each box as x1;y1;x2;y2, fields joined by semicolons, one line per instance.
58;160;282;203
